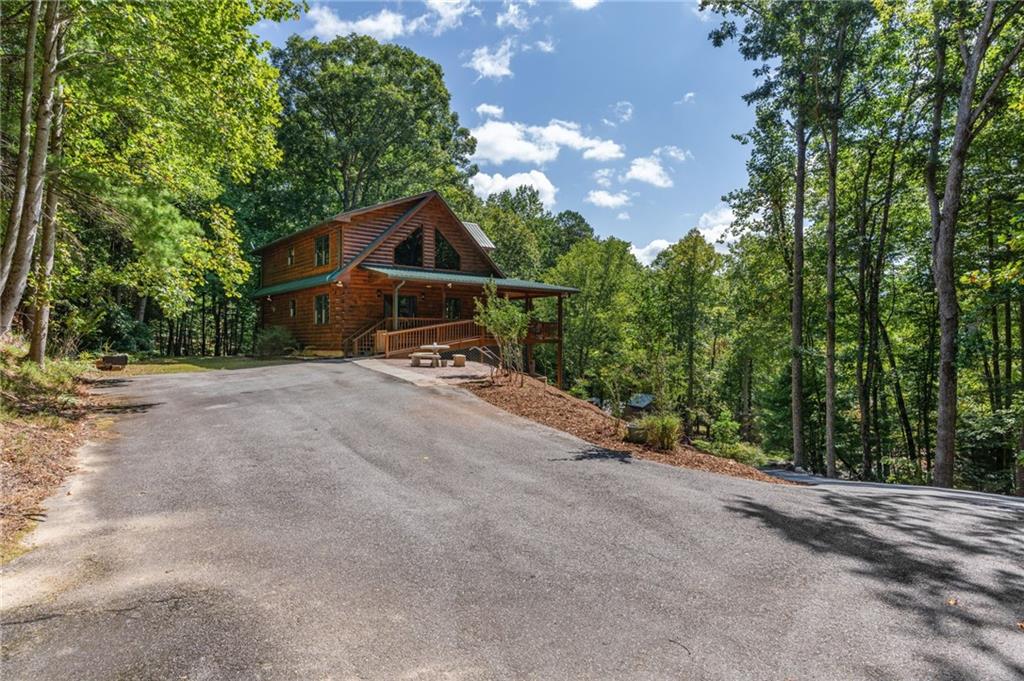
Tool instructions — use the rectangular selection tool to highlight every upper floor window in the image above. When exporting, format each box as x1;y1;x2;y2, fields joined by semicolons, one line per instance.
435;229;461;270
287;247;294;266
315;235;329;267
289;299;296;318
394;228;423;267
314;294;329;325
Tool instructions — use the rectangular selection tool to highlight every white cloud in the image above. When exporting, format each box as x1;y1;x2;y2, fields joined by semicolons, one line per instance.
697;203;736;250
593;168;614;187
496;2;531;31
691;6;710;23
307;1;479;41
614;101;633;123
602;101;634;127
630;239;671;265
630;204;736;266
470;170;558;207
465;39;515;80
585;190;631;209
571;0;601;9
471;119;624;165
617;212;631;221
623;156;673;188
475;103;504;119
655;145;693;162
534;38;555;53
307;6;414;41
425;0;478;34
675;92;697;105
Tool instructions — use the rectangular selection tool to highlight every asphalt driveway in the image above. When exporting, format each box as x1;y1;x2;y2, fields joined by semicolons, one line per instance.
2;361;1022;680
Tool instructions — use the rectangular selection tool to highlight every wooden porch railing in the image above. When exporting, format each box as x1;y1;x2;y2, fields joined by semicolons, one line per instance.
386;317;446;331
378;319;490;358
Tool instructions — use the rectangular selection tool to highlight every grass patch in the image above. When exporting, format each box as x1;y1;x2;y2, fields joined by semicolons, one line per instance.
109;355;297;376
1;340;97;562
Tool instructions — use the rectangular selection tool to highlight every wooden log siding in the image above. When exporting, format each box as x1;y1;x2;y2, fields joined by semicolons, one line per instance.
254;193;556;353
260;284;342;349
261;224;341;287
356;200;494;274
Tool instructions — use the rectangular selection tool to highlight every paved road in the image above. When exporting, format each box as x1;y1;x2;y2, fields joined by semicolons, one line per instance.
3;362;1022;680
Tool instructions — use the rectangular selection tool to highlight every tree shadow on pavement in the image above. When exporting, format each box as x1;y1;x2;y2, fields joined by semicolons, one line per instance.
725;490;1024;681
550;446;633;464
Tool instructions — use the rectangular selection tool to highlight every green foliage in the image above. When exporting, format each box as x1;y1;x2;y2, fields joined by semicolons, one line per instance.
474;280;529;373
638;413;682;451
269;33;474;223
693;439;774;468
546;237;640;386
711;414;741;444
0;339;91;419
254;326;297;357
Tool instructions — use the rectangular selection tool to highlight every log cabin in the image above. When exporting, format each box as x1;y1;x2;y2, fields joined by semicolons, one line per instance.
251;191;576;385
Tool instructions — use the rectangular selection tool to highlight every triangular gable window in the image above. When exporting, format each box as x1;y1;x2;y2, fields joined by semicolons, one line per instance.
394;228;423;267
435;229;461;271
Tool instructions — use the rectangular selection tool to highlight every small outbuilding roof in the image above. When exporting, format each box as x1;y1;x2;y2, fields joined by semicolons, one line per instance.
627;393;655;410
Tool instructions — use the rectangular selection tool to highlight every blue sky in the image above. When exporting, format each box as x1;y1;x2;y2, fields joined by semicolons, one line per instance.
254;1;758;263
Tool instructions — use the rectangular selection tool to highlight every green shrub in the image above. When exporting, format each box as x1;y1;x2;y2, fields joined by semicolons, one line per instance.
254;326;297;357
693;438;773;467
638;413;681;450
710;414;740;444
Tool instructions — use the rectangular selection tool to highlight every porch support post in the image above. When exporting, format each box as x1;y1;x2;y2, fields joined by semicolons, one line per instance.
556;294;564;389
392;280;405;330
524;296;533;374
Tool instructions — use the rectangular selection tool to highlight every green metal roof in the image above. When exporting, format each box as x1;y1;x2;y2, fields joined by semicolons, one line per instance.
250;270;339;298
362;265;578;294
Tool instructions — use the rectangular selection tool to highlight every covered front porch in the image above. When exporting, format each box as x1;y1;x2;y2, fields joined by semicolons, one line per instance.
344;265;575;387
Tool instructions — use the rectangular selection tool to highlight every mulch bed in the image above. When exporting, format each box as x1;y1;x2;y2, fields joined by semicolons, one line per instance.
466;374;790;485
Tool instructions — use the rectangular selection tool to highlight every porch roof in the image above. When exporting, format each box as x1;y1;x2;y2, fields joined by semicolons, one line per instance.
362;265;577;296
250;270;339;298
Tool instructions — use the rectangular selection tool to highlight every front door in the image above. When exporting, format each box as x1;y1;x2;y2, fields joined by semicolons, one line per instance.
383;294;418;319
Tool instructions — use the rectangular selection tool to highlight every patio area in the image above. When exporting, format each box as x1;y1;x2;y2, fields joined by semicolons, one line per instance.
356;357;496;387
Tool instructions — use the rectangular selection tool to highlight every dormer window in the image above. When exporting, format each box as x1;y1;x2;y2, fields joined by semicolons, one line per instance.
435;229;460;270
394;228;423;267
315;235;329;266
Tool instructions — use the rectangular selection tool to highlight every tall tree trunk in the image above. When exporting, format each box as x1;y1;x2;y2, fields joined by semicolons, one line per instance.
0;0;61;335
881;322;917;468
200;292;206;356
1005;299;1013;407
922;306;938;478
214;299;222;356
0;0;41;298
28;62;64;365
135;295;147;323
926;1;1022;487
988;219;1002;409
824;117;840;479
791;88;807;470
